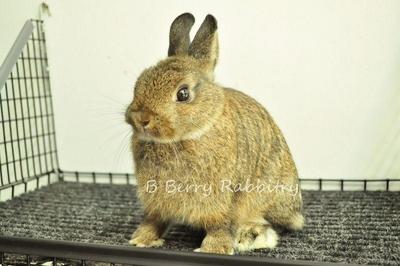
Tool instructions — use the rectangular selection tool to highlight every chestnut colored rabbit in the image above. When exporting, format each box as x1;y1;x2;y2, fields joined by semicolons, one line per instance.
126;13;304;255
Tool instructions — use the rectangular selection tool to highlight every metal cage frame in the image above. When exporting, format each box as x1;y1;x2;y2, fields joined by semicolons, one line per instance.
0;20;398;266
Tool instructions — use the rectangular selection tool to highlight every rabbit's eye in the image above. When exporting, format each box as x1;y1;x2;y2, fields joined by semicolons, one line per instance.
176;85;190;102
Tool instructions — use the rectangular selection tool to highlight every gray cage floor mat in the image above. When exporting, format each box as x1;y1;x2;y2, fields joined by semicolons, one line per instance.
0;182;399;265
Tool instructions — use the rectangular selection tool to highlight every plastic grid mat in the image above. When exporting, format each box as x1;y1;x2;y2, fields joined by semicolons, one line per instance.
0;182;399;265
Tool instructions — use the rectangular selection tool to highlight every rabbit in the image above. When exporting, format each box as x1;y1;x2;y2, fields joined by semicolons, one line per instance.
125;13;304;255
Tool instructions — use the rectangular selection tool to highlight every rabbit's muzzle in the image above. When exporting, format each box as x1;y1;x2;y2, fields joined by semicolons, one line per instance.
126;107;176;141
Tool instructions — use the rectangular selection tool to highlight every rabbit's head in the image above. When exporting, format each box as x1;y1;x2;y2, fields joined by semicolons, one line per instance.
126;13;225;143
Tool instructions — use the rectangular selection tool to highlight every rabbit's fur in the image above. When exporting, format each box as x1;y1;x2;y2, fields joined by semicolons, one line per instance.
126;13;304;254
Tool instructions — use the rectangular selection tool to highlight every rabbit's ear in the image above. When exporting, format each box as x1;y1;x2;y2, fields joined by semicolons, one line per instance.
189;15;218;73
168;13;195;56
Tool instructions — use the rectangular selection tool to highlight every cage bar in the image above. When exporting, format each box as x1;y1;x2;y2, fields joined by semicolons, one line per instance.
0;20;59;201
0;236;350;266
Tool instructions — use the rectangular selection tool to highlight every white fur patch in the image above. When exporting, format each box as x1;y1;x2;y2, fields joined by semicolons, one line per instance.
181;120;214;140
252;227;278;249
138;134;177;144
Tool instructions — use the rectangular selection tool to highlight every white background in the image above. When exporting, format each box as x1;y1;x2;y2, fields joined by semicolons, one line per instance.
1;0;400;180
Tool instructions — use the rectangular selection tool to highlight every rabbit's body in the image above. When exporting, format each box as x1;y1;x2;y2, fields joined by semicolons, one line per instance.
134;86;301;225
127;14;303;254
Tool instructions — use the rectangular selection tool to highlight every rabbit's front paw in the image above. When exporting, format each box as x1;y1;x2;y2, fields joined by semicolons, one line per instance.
194;232;234;255
194;244;234;255
129;217;168;248
129;225;165;248
129;235;165;247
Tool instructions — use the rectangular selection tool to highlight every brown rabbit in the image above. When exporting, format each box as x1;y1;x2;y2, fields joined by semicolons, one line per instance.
126;13;304;255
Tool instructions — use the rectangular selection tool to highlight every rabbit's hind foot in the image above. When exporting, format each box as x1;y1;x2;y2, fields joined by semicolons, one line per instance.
234;220;278;252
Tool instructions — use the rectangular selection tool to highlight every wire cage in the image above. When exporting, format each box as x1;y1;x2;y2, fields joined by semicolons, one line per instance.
0;20;399;266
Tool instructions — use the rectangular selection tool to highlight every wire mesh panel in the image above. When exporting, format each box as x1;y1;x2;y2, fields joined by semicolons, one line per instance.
0;20;58;201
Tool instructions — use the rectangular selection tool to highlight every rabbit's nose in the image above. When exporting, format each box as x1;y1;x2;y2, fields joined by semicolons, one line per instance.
133;111;152;129
140;112;152;128
140;118;150;128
